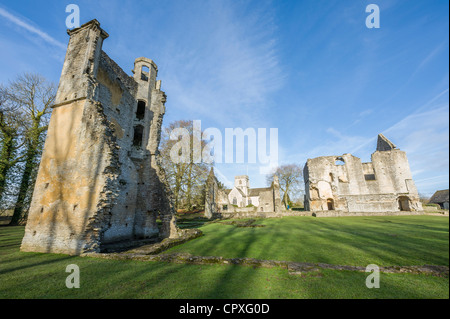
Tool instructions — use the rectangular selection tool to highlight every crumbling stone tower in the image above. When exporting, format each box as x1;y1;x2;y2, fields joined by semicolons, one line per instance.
21;20;178;255
304;134;423;214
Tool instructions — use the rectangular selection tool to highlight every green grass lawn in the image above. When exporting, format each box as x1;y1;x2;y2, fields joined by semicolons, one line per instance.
168;216;449;267
0;215;448;299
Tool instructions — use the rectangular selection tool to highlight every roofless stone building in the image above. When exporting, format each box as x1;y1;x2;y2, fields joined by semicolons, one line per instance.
304;134;423;216
21;20;178;255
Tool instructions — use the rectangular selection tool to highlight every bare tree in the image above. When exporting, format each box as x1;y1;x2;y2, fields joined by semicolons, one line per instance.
160;120;212;210
7;73;56;225
0;85;27;203
266;163;304;208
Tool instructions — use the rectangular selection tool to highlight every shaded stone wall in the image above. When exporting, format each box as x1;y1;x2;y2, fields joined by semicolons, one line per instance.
304;134;423;213
21;20;178;255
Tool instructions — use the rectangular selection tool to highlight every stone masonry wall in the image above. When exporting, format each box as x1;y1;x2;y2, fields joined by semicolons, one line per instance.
303;134;423;214
21;20;178;255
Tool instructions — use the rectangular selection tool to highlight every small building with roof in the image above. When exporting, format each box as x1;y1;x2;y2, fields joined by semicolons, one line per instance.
429;190;449;210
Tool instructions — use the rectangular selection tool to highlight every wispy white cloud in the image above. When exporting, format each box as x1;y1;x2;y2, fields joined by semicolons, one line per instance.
159;0;284;128
0;6;66;50
382;103;449;195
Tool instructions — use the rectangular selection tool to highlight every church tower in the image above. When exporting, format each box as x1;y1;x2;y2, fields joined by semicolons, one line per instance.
235;175;249;197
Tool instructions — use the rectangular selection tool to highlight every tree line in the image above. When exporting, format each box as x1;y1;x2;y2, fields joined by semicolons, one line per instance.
0;73;55;225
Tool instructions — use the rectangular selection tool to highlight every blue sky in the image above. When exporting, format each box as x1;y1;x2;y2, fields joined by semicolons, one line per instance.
0;0;448;196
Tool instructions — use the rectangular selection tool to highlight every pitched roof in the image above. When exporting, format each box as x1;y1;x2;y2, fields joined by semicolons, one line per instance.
225;187;246;197
429;189;449;204
224;187;272;197
248;187;272;197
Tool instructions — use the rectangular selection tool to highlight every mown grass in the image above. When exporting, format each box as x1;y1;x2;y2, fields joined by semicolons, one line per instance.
0;216;448;299
167;216;449;267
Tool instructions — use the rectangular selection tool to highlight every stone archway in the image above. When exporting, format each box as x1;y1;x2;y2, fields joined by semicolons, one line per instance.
398;196;411;211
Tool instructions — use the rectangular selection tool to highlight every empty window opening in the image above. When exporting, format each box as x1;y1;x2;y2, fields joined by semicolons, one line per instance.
233;198;237;205
327;198;335;211
329;173;334;182
260;207;264;212
364;174;376;181
133;125;144;147
248;199;252;205
398;196;411;211
335;157;345;166
223;205;228;211
136;101;146;120
141;65;149;81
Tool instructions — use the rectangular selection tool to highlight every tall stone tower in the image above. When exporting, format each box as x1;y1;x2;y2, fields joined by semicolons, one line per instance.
235;175;249;196
20;20;178;255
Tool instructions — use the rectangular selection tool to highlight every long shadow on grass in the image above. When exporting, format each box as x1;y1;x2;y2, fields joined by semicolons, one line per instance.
0;254;76;276
216;217;449;267
307;218;448;266
200;223;260;298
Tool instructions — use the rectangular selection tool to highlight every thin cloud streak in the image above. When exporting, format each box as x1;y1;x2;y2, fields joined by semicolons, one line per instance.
0;7;66;50
160;0;284;128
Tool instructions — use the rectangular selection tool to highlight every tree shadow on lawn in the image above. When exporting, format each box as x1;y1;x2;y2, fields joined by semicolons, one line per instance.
198;221;263;298
162;219;265;298
0;253;76;276
187;217;449;267
306;219;448;266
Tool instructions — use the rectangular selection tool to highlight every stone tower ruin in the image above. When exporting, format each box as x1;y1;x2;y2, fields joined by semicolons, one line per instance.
21;20;178;255
304;134;423;215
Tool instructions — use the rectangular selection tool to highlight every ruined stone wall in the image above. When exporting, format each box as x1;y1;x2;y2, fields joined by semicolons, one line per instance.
303;135;423;214
258;189;276;213
21;20;178;255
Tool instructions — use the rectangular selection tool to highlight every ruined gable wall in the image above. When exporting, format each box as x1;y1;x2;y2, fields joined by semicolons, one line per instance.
21;20;178;255
304;149;422;213
21;21;118;254
258;189;275;212
371;150;412;194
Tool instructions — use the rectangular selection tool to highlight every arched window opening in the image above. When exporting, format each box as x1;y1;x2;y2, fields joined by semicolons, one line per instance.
335;157;345;166
398;196;411;211
327;198;335;211
233;198;237;205
141;65;149;81
133;125;144;148
136;101;146;120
